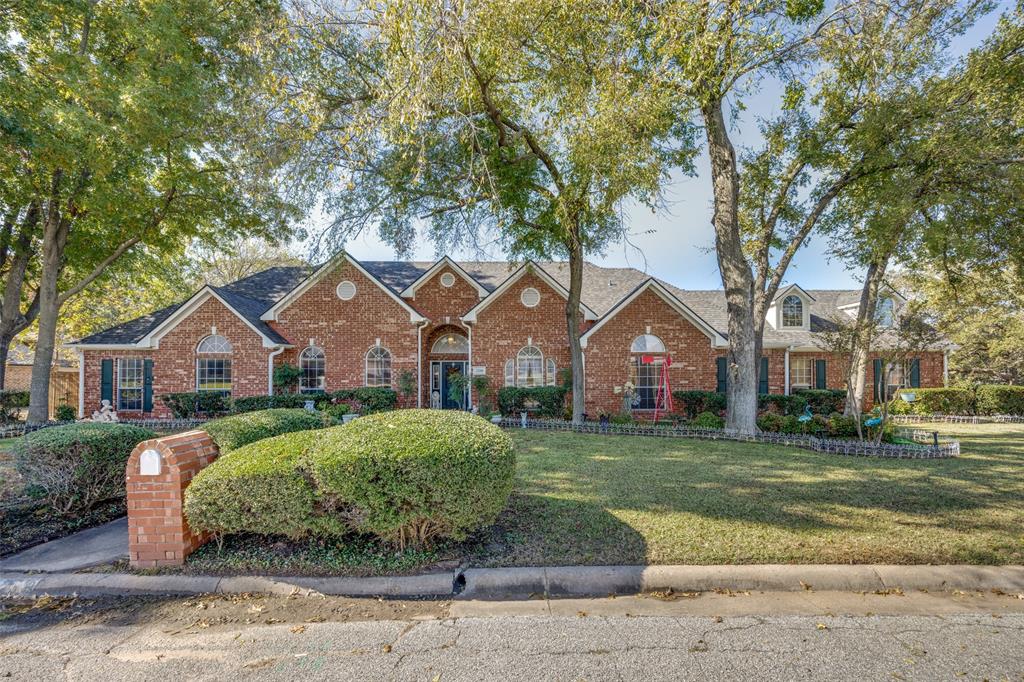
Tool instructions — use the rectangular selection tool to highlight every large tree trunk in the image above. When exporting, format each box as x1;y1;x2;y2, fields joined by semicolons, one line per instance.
702;99;757;434
27;183;71;423
566;236;586;424
0;205;41;389
844;259;888;417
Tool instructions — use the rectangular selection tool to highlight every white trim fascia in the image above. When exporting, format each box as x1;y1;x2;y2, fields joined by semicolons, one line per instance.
773;283;817;304
76;349;85;418
579;279;725;349
139;287;287;350
400;256;488;299
261;251;427;324
64;343;149;351
460;261;598;324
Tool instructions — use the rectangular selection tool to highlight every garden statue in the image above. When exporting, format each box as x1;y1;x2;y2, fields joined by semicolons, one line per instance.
90;400;119;423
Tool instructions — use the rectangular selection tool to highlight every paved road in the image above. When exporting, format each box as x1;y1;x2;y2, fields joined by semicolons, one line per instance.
1;592;1022;681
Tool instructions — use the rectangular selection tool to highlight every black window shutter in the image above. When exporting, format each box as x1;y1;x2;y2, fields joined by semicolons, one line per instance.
873;359;884;402
815;359;827;389
716;357;727;393
101;359;114;403
759;356;769;394
909;358;921;388
143;359;154;412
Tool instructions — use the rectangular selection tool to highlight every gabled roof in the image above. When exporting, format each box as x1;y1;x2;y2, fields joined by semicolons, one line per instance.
773;283;817;304
580;278;727;348
460;261;598;324
399;256;489;298
260;251;427;324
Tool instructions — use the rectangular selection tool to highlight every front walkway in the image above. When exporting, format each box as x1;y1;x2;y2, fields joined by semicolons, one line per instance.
0;517;127;572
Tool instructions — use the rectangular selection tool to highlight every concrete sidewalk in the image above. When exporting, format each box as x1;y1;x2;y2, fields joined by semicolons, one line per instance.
1;563;1023;600
0;517;128;572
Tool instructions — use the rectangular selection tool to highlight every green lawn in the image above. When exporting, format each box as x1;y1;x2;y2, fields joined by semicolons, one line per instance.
473;423;1024;566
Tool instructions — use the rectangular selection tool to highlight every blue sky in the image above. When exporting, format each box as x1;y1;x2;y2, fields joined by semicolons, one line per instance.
307;4;1009;291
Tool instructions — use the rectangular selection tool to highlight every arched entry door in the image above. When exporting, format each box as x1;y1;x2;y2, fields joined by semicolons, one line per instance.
429;331;469;410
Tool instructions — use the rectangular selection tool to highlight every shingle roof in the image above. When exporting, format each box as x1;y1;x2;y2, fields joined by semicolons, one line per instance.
71;256;893;349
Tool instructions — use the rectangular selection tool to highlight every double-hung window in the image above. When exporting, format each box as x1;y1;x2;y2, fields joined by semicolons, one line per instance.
117;358;144;411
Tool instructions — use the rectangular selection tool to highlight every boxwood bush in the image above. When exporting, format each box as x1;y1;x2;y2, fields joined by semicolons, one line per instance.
231;393;310;413
497;386;567;418
691;411;725;429
309;410;515;547
159;391;230;418
185;430;346;539
203;408;326;454
976;385;1024;415
14;422;155;515
794;389;846;414
671;390;727;419
890;387;976;415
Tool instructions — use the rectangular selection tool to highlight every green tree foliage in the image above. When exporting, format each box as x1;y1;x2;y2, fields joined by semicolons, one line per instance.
0;0;303;420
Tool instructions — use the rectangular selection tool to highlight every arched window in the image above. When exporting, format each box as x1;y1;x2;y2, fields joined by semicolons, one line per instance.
431;333;469;355
546;358;557;386
875;297;895;327
299;346;326;393
629;334;665;410
504;359;515;387
365;346;392;387
516;346;544;387
196;335;232;395
630;334;666;353
782;295;804;328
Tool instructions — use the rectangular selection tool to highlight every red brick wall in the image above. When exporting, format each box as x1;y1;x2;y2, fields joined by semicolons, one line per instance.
82;296;270;418
582;288;722;416
270;259;421;407
126;430;218;568
469;271;579;410
784;350;945;407
407;266;481;325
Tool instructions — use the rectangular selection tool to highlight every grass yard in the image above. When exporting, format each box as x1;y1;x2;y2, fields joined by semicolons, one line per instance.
473;423;1024;566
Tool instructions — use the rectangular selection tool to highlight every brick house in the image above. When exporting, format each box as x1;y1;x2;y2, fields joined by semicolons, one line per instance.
68;253;950;419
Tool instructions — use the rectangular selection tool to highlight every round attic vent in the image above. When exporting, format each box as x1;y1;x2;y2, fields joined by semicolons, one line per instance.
521;287;540;308
336;280;357;300
440;272;456;288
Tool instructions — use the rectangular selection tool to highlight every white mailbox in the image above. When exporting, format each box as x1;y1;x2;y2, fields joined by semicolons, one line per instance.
139;448;162;476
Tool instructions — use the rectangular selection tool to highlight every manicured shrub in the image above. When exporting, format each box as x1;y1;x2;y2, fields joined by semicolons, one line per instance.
497;386;567;418
976;385;1024;416
691;411;724;429
672;390;726;419
759;393;809;416
309;410;515;547
609;413;636;425
318;388;397;414
14;422;155;515
203;408;326;454
756;412;784;433
827;413;858;438
185;430;345;539
0;389;29;408
898;387;976;415
779;414;803;434
794;389;846;415
321;402;351;421
54;404;77;422
231;393;311;413
159;391;230;418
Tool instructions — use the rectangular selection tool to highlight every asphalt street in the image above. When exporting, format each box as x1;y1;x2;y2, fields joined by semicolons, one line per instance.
1;591;1022;681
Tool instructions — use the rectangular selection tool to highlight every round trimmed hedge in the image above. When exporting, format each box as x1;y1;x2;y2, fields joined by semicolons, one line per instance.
14;422;156;515
202;408;326;454
184;409;515;548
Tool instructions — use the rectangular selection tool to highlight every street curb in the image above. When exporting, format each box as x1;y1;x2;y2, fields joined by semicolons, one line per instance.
1;565;1022;600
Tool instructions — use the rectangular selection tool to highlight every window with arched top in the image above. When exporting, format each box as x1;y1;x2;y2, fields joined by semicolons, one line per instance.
299;346;326;393
782;295;804;328
516;346;544;387
875;297;895;327
629;335;665;410
630;334;666;353
365;346;392;387
196;335;232;394
546;358;557;386
431;333;469;355
504;359;515;387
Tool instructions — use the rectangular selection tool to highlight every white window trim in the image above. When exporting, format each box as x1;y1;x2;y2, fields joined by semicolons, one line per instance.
364;345;392;387
116;357;144;411
515;345;544;387
520;287;541;308
336;280;357;300
298;345;326;393
195;356;232;394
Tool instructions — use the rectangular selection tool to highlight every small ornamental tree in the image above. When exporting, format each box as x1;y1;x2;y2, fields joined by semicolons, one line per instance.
815;302;942;442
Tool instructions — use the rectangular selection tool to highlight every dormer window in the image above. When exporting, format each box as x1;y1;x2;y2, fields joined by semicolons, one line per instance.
875;297;895;327
781;295;804;328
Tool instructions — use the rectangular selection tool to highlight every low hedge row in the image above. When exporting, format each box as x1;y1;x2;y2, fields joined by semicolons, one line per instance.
14;422;156;515
202;409;327;454
889;385;1024;416
0;389;30;408
497;386;567;418
671;389;846;418
185;410;515;548
159;388;397;418
756;412;860;438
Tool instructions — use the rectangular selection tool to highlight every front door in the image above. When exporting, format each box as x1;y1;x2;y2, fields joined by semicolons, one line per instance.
431;361;468;410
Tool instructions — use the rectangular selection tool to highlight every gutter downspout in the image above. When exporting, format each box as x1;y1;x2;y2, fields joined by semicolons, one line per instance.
268;346;285;395
784;347;791;396
467;325;473;411
416;321;428;408
76;349;85;418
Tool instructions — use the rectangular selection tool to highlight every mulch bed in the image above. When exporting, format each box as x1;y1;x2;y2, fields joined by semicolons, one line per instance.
0;498;126;558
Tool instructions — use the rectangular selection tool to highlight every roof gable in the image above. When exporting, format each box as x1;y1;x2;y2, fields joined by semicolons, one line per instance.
400;256;489;298
460;261;598;324
140;287;290;349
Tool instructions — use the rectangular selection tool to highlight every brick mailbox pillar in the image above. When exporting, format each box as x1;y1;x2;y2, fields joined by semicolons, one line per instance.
126;430;219;568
